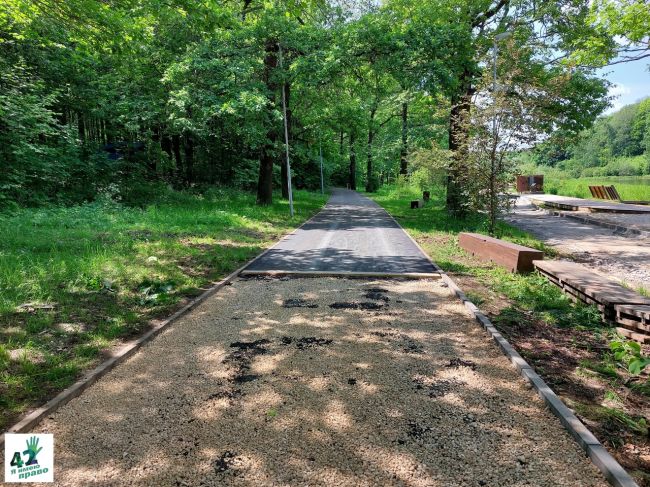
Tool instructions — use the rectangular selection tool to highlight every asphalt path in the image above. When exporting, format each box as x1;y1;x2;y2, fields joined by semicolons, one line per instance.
245;189;437;274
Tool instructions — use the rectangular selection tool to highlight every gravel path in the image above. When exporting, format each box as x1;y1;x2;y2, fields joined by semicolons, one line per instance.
34;277;606;486
245;189;437;274
506;197;650;290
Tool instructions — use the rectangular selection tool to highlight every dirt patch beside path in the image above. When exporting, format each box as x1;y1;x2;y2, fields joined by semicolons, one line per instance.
34;277;607;486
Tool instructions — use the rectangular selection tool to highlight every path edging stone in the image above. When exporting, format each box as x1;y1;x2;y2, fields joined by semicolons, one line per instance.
0;201;327;447
381;203;639;487
441;268;638;487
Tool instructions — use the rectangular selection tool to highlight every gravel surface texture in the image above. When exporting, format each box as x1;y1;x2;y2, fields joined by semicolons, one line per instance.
34;277;607;486
506;197;650;290
245;189;437;274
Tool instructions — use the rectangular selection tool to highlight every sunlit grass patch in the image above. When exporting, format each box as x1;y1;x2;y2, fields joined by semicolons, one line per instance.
0;188;327;430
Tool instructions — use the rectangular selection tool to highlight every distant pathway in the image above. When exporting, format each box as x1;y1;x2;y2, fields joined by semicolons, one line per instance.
505;196;650;289
245;189;437;274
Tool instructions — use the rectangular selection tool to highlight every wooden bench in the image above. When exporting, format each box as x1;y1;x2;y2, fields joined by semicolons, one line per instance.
458;233;544;273
589;185;649;206
534;260;650;342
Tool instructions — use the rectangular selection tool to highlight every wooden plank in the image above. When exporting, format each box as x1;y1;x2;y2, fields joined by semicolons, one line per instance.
459;233;544;273
536;268;561;286
608;186;622;200
616;327;650;344
616;316;650;332
536;260;650;342
615;304;650;323
534;260;650;306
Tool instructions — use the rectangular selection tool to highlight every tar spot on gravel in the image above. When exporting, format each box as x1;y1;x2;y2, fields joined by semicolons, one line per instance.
413;377;466;398
403;341;425;354
282;298;318;308
365;287;389;293
370;330;400;338
229;339;270;352
406;421;433;439
224;340;270;383
207;389;242;400
214;451;236;473
364;291;390;302
296;337;333;349
446;358;477;370
347;378;357;385
330;301;384;310
277;336;332;349
234;374;260;383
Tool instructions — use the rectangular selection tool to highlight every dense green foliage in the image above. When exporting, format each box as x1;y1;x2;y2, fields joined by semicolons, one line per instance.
0;188;326;429
1;0;619;210
526;99;650;178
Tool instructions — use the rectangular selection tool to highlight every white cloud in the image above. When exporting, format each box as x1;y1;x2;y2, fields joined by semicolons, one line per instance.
605;83;633;113
609;83;631;97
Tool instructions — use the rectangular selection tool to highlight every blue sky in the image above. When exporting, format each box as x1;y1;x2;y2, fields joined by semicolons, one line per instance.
598;60;650;113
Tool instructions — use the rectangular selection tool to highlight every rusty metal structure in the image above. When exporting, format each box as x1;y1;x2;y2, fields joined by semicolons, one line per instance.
516;175;544;193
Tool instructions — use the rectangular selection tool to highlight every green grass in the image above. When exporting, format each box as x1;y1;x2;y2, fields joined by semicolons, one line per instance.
370;184;650;452
369;185;603;328
0;187;327;430
573;403;648;438
544;175;650;201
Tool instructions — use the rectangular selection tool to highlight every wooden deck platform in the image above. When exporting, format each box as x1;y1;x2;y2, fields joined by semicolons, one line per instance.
615;304;650;336
533;260;650;342
530;194;650;214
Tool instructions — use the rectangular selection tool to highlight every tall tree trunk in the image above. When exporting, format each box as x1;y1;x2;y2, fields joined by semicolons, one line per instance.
161;134;173;160
399;102;408;175
172;134;183;184
151;126;160;172
365;106;376;193
446;67;473;216
280;81;291;199
184;133;194;185
77;112;85;141
101;119;107;144
257;40;279;206
348;131;356;190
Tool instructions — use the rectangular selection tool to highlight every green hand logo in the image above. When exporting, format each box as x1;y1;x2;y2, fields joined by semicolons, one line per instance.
23;436;43;466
